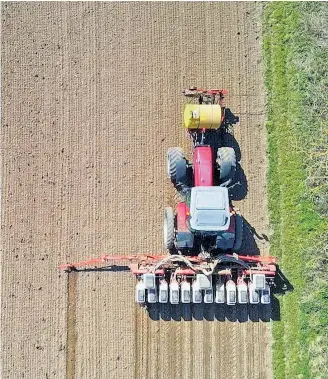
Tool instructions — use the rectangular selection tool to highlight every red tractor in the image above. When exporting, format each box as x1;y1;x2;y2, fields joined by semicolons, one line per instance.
164;88;242;256
59;88;278;306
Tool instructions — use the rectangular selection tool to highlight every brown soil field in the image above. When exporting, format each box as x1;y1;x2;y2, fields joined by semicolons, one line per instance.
2;2;272;379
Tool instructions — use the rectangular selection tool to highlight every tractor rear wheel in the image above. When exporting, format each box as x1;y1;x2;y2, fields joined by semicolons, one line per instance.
216;147;236;184
167;147;185;181
233;213;243;251
164;207;175;249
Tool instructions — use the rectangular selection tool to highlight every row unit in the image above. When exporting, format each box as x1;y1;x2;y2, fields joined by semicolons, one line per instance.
136;273;271;305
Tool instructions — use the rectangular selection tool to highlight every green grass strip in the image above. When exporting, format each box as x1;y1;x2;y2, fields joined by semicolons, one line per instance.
263;3;328;379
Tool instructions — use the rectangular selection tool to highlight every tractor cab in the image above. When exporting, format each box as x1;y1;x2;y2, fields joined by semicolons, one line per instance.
188;186;236;250
189;186;230;232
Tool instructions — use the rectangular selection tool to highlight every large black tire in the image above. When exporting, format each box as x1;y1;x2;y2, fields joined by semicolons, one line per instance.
216;147;236;183
164;207;175;249
167;147;185;181
233;213;243;251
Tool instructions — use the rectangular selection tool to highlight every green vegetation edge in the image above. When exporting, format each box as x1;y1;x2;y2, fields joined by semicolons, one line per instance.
262;2;328;379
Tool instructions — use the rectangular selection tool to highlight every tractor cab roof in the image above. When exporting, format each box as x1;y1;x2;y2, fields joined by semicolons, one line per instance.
189;186;230;232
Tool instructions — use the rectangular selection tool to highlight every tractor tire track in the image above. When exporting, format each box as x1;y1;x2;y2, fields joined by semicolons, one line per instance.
231;309;238;379
134;306;148;379
147;311;160;379
134;305;141;379
66;273;77;379
160;306;172;379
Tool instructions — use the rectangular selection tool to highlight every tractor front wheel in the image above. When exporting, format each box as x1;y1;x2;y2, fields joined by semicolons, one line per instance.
167;147;185;182
164;207;175;249
216;147;236;184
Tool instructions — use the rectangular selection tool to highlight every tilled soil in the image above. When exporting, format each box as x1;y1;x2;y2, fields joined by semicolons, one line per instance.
2;2;272;379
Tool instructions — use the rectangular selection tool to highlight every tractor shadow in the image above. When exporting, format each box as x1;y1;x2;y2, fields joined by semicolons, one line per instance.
238;217;263;256
220;127;248;201
229;164;248;201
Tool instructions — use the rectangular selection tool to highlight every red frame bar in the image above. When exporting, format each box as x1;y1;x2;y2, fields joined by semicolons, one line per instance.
59;253;278;271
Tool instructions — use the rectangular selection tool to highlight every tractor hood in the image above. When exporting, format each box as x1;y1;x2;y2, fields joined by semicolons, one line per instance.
189;186;230;231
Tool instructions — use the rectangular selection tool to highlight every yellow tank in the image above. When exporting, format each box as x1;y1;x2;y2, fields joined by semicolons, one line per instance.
183;104;222;129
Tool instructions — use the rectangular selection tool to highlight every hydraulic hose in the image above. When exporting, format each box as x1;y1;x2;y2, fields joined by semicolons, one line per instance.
151;254;220;276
